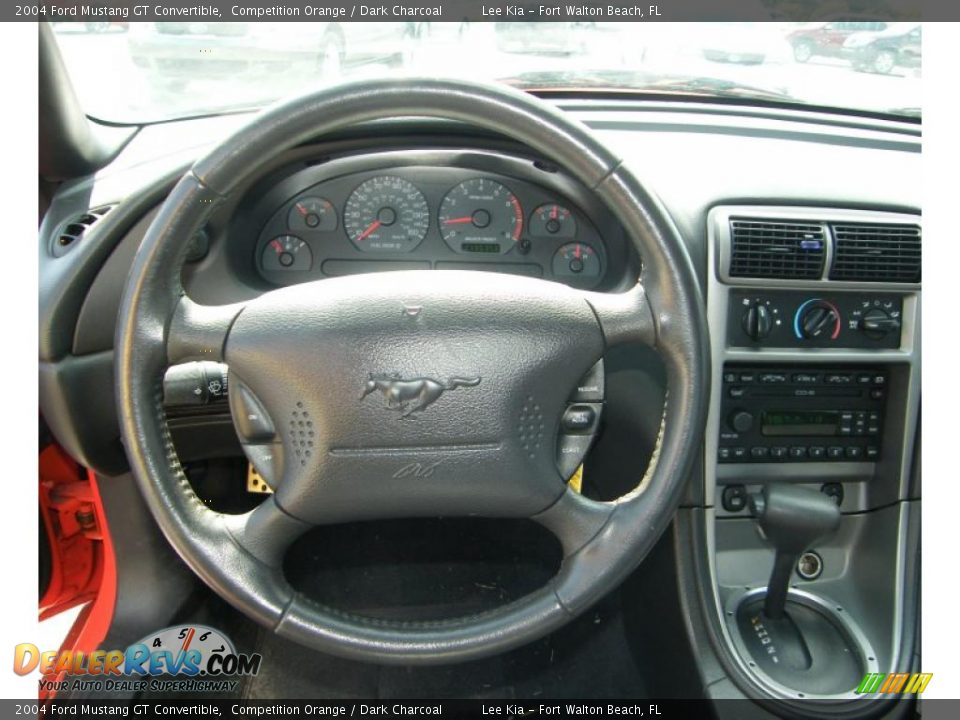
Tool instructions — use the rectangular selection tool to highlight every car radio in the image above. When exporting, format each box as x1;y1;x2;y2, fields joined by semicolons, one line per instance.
717;366;887;463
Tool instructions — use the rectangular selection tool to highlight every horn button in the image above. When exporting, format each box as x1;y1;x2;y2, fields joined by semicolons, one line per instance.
223;271;605;524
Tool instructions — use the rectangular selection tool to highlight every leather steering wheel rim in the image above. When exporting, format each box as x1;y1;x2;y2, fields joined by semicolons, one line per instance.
115;78;709;665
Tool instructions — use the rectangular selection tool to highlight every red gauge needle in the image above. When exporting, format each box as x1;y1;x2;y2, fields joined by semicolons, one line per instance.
296;203;308;217
271;239;282;253
575;243;582;259
356;220;381;242
443;216;474;225
551;205;558;220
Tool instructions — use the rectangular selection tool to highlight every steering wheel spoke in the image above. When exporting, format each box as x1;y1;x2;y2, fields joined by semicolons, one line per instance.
582;283;657;349
223;495;312;567
167;295;244;365
531;489;614;558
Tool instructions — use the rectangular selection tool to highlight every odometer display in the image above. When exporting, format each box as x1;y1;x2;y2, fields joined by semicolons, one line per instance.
344;176;429;253
438;178;522;254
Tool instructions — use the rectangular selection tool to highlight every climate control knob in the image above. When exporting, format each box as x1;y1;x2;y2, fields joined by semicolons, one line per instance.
742;303;773;341
860;308;901;340
796;299;841;340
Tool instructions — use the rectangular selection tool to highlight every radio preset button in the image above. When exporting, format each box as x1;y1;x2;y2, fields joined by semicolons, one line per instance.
751;446;769;459
789;446;808;459
770;446;788;459
732;447;748;460
825;373;853;384
845;446;863;459
809;446;826;459
827;446;845;459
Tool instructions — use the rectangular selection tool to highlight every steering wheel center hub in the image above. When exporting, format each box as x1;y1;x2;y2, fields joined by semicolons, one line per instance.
225;270;604;524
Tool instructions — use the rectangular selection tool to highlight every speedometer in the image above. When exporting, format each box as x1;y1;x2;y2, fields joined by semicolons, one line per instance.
438;178;523;254
343;176;429;253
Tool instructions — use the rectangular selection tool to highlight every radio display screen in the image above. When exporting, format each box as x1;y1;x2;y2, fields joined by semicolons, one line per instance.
761;410;840;437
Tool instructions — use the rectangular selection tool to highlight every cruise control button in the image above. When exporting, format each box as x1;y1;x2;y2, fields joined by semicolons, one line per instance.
557;434;594;479
243;443;283;489
573;361;604;402
562;404;598;433
231;383;276;442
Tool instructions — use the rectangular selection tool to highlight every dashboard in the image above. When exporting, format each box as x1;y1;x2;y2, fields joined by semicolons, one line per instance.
241;149;629;292
38;99;922;710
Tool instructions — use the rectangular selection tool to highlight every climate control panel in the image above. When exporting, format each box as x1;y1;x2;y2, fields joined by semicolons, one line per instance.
728;290;903;349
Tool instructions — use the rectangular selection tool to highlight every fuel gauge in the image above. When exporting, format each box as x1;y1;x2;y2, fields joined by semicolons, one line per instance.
530;204;576;239
262;235;313;272
288;197;337;233
552;242;601;288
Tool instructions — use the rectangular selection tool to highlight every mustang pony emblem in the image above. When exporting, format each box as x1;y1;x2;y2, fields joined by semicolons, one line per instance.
360;374;481;417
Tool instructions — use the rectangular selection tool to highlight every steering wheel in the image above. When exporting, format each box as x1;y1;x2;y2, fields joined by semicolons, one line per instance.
115;78;708;665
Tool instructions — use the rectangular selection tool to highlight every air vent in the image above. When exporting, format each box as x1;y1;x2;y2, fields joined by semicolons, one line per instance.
53;206;113;257
728;219;826;279
829;223;921;283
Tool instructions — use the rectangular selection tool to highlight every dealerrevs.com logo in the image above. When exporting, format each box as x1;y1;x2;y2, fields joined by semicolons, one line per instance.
14;625;262;695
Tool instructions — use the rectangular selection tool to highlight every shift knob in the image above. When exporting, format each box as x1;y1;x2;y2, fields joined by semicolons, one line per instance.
749;485;841;619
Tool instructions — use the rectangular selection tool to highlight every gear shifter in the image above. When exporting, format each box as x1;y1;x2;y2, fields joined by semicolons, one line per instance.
749;484;841;619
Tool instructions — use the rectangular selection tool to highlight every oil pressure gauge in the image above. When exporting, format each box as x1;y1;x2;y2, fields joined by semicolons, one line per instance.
530;203;577;239
552;242;601;288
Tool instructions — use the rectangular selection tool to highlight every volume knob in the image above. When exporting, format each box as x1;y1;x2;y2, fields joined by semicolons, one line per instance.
729;410;754;433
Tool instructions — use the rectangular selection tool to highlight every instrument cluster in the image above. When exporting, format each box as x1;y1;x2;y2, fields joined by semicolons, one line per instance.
254;164;610;290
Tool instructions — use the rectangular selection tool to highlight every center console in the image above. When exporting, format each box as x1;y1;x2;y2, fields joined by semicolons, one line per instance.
704;206;921;702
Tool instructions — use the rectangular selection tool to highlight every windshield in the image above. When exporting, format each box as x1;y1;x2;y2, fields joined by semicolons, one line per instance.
52;21;922;123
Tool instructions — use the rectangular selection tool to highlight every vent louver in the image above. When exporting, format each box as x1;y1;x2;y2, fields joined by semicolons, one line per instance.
829;223;921;283
53;206;114;257
729;219;826;279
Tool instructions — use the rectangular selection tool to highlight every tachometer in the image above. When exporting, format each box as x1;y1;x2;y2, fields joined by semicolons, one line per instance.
438;178;522;254
261;235;313;272
344;176;429;253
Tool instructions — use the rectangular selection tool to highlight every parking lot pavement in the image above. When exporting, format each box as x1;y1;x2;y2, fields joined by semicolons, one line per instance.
52;23;920;123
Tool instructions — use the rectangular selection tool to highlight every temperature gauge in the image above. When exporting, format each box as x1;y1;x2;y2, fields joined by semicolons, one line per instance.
288;197;337;233
530;204;576;239
552;242;601;288
261;235;312;272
